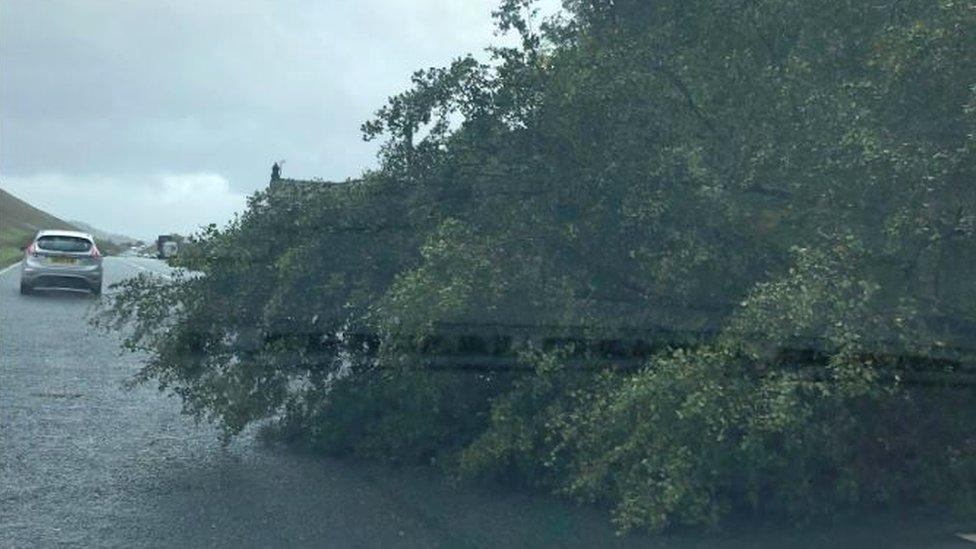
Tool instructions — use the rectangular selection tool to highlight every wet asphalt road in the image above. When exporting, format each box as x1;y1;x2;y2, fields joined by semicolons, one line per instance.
1;257;973;548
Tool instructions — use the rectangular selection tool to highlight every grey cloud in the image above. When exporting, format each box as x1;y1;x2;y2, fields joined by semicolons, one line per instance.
1;0;561;236
2;1;521;184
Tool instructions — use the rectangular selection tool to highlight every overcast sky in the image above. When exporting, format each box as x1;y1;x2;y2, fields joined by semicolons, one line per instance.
1;0;559;240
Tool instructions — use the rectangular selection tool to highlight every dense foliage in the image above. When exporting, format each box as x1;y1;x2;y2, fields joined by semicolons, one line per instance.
97;0;976;532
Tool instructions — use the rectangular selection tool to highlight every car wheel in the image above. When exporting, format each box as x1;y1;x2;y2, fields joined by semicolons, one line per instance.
19;281;32;295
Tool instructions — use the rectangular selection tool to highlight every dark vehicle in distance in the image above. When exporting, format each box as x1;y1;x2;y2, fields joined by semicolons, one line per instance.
156;234;178;259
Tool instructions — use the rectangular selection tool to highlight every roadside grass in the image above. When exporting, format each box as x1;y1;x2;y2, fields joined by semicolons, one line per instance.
0;248;22;268
0;227;31;268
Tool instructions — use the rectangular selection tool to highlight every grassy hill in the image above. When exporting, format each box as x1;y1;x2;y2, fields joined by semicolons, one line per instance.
0;187;81;267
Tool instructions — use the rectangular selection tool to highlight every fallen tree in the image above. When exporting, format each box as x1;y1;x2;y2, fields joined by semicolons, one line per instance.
96;0;976;532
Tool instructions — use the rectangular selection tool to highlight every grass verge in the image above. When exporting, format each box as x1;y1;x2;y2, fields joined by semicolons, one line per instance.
0;227;31;268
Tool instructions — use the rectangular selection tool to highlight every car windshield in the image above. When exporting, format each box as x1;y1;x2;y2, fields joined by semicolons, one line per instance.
36;236;92;253
2;2;974;547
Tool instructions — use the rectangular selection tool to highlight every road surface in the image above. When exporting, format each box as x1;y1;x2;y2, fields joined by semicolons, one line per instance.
1;257;972;548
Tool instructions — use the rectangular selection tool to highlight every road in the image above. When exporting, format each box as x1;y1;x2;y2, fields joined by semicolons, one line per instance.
1;257;972;548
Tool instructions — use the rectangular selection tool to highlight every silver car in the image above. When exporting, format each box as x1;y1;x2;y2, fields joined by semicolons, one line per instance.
20;230;103;296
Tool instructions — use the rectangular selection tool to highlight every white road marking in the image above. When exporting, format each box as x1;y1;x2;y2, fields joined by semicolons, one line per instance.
0;261;22;276
959;533;976;544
